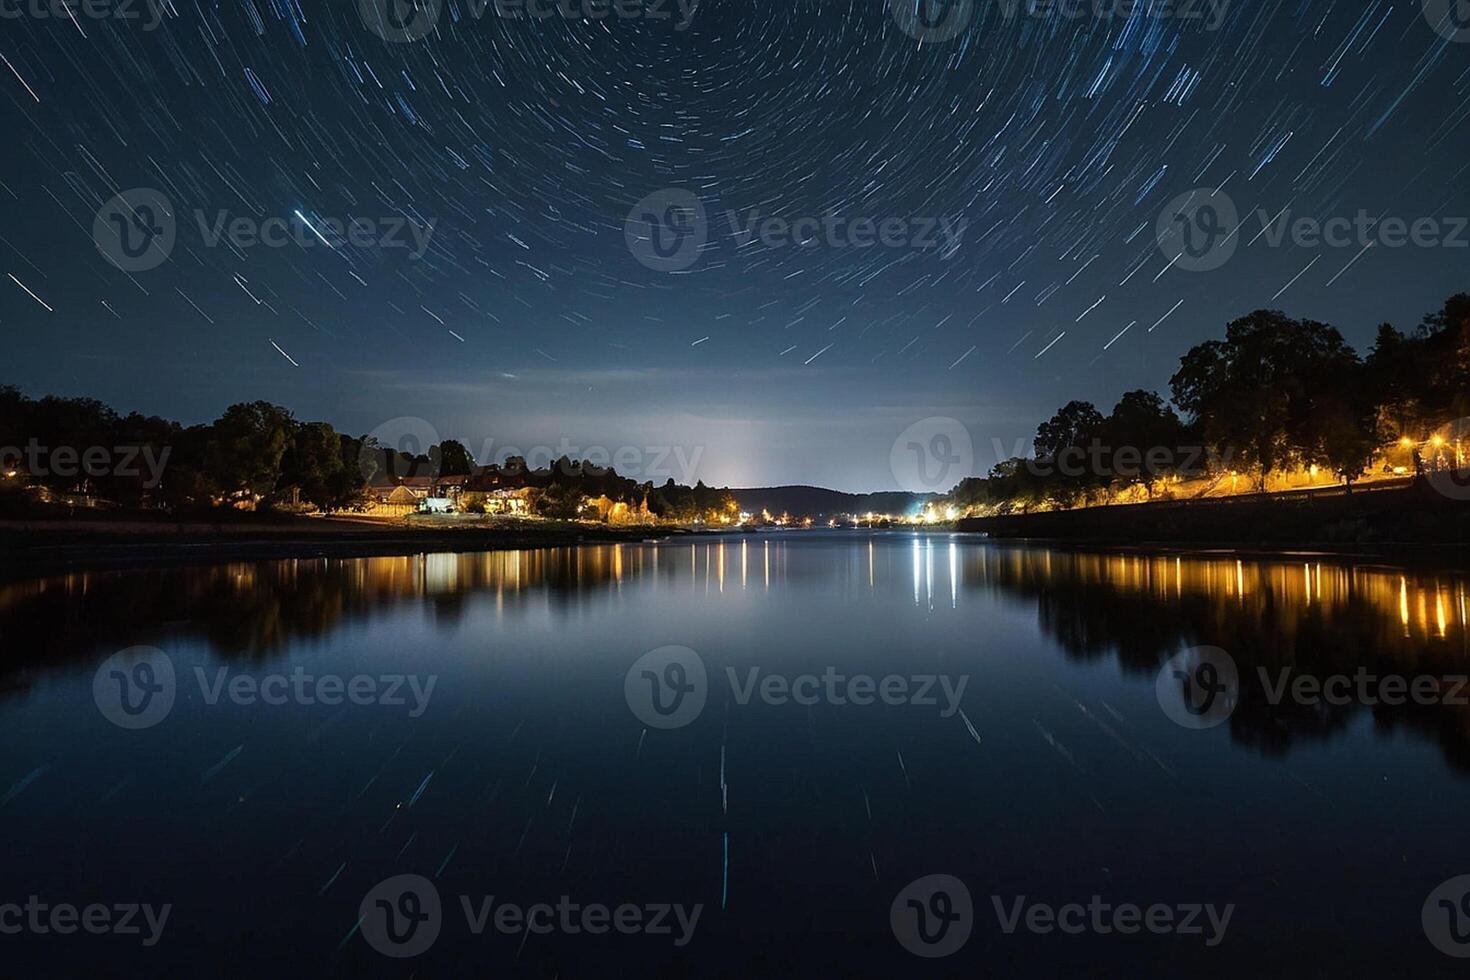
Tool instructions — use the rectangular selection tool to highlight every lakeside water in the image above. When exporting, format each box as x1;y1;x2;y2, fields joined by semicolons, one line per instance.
2;532;1469;976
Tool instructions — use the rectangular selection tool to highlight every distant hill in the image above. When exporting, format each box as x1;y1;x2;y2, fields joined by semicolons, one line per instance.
730;486;938;519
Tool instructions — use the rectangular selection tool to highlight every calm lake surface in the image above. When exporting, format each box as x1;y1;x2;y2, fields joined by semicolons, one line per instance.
3;531;1469;976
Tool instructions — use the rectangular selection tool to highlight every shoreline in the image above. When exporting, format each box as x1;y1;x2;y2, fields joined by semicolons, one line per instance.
958;479;1470;568
3;514;1469;577
0;516;723;578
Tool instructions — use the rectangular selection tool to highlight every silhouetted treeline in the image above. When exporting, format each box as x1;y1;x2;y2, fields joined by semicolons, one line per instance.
972;292;1470;512
0;388;736;519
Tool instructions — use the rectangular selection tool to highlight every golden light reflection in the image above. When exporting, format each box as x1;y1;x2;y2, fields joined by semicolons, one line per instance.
1;542;1465;673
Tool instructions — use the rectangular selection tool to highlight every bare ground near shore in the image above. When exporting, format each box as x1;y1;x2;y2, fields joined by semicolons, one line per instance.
0;513;699;577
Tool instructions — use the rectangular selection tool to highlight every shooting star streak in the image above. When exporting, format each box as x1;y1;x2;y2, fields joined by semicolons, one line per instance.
269;339;300;367
1103;320;1137;350
1325;241;1374;287
1034;332;1066;359
1148;299;1184;332
7;273;52;311
61;0;85;35
293;210;334;248
1271;255;1320;301
804;343;833;365
0;52;39;102
1152;251;1182;282
1065;254;1098;285
1075;294;1105;321
948;345;976;369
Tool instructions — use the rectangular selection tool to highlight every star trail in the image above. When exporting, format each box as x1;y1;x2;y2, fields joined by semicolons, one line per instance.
2;0;1468;489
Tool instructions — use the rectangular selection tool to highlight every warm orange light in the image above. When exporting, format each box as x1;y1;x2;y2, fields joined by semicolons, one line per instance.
1400;437;1414;448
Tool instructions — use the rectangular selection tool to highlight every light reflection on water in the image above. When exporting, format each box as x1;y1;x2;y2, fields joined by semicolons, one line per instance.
1;532;1469;975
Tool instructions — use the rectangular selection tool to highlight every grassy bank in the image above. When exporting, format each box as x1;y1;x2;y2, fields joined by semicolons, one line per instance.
958;478;1470;556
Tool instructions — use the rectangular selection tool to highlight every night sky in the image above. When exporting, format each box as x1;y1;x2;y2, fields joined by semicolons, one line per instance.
2;0;1468;490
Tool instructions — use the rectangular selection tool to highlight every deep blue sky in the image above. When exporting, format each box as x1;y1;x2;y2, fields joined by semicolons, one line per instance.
2;0;1468;490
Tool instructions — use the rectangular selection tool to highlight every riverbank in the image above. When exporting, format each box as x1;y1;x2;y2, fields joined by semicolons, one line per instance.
958;478;1470;563
0;513;715;577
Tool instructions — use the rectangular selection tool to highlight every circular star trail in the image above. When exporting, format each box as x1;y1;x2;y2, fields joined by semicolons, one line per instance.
2;0;1467;488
